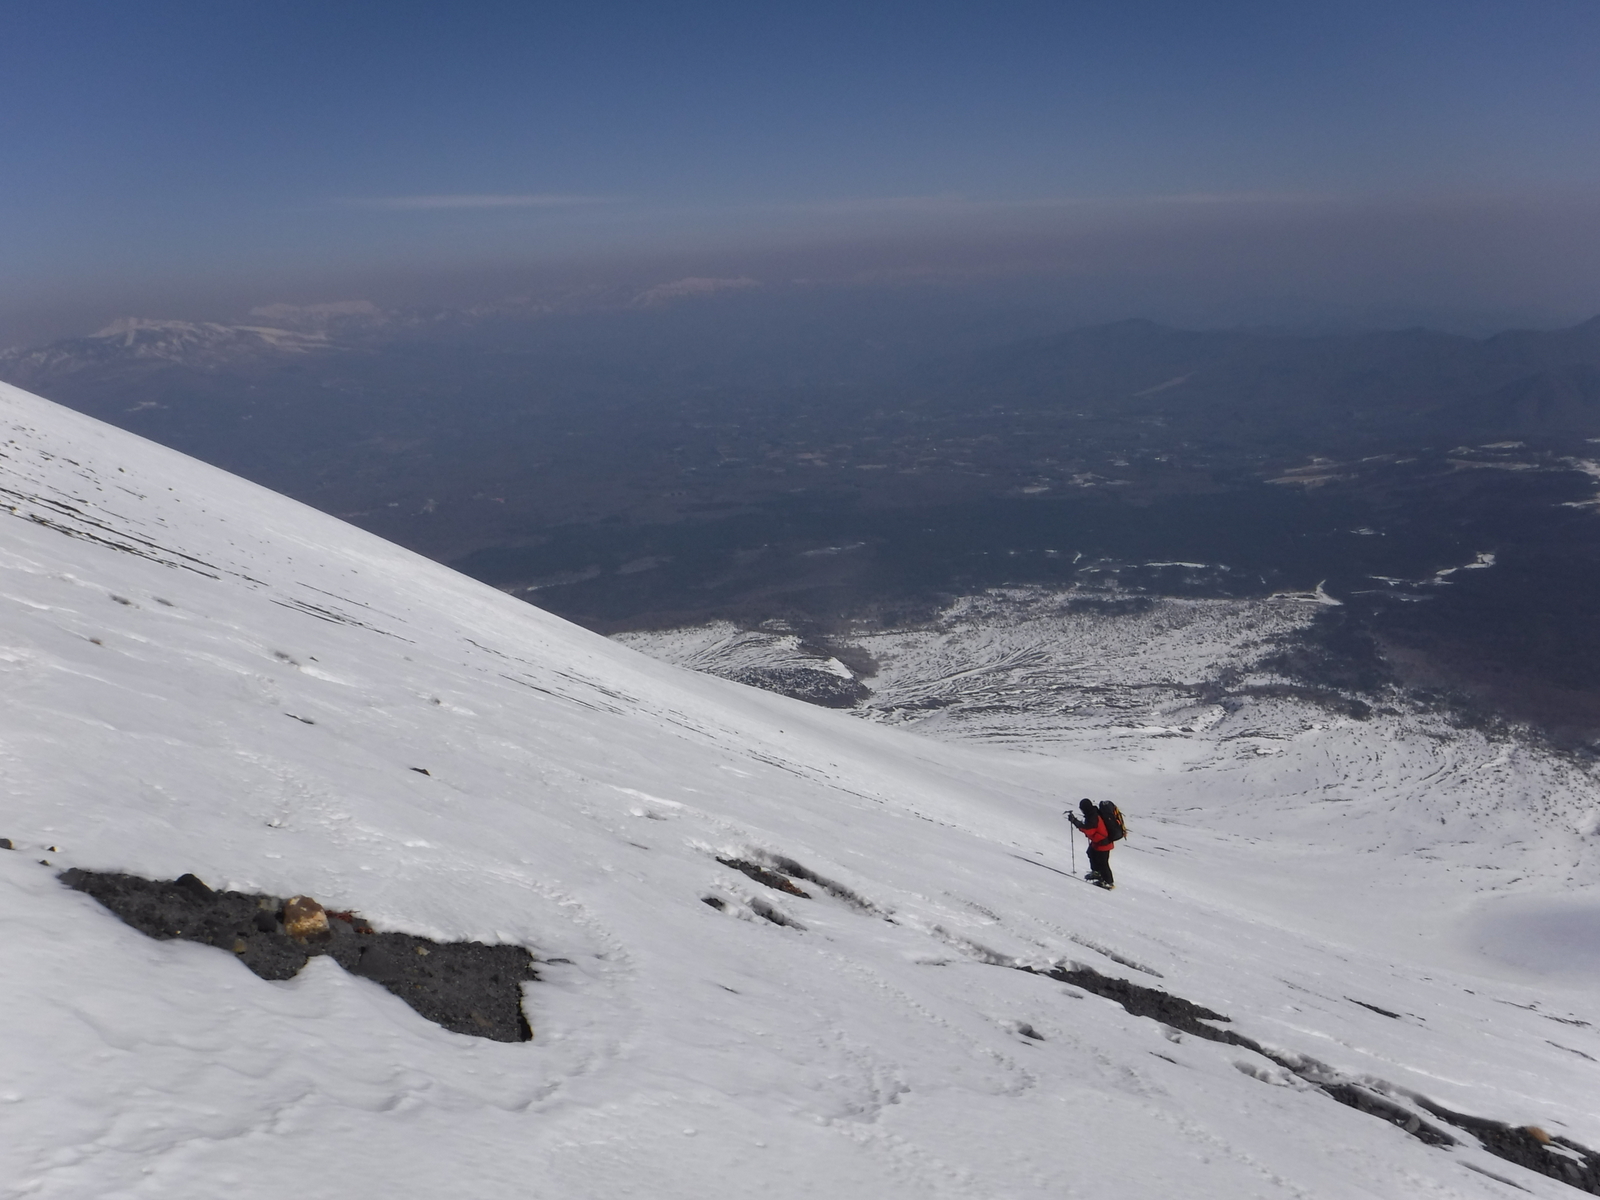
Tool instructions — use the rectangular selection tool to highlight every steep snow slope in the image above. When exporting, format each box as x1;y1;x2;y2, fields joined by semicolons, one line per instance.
3;379;1600;1200
624;594;1600;952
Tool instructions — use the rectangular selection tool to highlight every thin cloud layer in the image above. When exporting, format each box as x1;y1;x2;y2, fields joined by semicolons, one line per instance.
6;190;1598;347
337;194;615;211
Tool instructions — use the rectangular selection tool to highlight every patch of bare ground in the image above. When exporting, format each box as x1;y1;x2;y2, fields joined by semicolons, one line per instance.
60;869;536;1042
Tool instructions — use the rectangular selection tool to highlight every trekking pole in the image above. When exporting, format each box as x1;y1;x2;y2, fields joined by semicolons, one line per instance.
1063;811;1075;874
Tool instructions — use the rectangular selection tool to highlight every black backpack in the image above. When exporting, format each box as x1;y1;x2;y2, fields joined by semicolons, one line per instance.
1097;800;1126;842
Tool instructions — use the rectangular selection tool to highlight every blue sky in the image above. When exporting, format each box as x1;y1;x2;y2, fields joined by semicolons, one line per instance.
3;0;1599;336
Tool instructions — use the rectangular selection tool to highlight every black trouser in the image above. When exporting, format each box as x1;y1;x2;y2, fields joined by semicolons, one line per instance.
1087;848;1113;886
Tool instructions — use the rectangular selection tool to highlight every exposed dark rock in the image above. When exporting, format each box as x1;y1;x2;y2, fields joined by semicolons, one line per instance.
764;853;883;914
1320;1083;1456;1147
1022;957;1600;1192
717;857;811;897
748;897;803;929
328;924;534;1042
59;869;536;1042
1418;1100;1600;1194
0;838;13;850
174;872;212;898
1037;961;1244;1044
1347;997;1403;1019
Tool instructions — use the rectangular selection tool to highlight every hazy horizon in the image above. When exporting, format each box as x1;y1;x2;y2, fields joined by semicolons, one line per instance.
4;2;1600;345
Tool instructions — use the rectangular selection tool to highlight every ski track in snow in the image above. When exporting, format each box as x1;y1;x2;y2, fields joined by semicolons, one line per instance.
3;379;1600;1199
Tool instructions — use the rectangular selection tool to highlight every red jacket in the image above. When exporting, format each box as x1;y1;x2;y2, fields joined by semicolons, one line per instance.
1075;814;1114;852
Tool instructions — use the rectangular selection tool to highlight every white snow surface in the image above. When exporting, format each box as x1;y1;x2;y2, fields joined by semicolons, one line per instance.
4;379;1600;1199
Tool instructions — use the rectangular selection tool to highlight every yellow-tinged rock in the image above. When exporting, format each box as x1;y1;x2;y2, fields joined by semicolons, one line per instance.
283;895;330;941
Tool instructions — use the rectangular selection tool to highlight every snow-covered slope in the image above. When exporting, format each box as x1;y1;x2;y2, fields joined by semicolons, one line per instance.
3;379;1600;1200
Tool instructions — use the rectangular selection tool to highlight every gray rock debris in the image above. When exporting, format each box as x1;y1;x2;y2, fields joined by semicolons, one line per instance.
60;868;536;1042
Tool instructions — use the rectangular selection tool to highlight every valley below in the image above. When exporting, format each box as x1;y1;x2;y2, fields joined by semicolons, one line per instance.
10;297;1600;744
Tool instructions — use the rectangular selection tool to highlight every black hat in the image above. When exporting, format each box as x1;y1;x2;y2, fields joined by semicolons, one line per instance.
1079;798;1096;814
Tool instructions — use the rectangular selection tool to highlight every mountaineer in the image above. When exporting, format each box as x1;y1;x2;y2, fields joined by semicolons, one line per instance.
1067;797;1125;889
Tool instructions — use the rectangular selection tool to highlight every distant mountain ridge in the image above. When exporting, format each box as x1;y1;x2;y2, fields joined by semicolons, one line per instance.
0;317;335;377
11;308;1600;445
929;315;1600;446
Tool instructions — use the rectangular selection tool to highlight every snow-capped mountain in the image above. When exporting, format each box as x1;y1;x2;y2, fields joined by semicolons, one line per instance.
0;284;760;385
4;377;1600;1199
0;317;334;379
